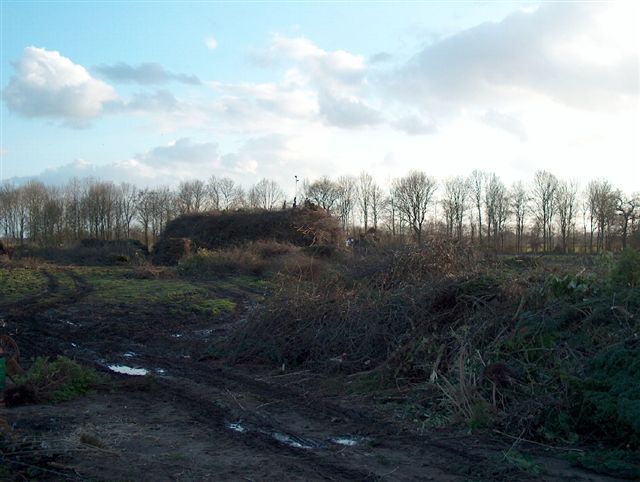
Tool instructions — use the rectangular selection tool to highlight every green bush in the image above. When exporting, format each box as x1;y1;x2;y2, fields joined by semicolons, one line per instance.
610;248;640;288
571;345;640;447
16;356;102;403
567;450;640;479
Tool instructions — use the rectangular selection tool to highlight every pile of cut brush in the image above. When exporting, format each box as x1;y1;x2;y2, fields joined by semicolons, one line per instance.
227;244;640;477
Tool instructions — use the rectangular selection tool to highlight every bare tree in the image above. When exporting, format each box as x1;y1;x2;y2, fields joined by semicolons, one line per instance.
63;178;87;240
468;170;485;245
442;176;468;241
484;174;509;249
556;180;578;253
0;183;27;241
371;183;384;231
116;183;138;239
616;192;638;249
136;188;154;247
217;177;245;210
335;175;357;233
357;172;374;231
532;171;558;252
391;171;437;244
587;179;616;253
248;178;285;210
207;175;221;210
510;181;529;253
176;180;208;214
303;176;339;213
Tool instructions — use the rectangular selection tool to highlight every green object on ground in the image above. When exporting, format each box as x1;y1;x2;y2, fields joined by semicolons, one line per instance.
0;356;6;392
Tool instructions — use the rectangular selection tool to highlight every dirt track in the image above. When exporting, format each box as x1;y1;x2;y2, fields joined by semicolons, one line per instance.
0;269;622;481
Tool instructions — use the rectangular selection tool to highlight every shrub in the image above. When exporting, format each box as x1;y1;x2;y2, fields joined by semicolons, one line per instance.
610;248;640;289
152;237;192;265
249;240;294;259
12;240;149;266
227;244;640;458
177;247;267;278
7;356;102;405
153;208;344;265
571;345;640;447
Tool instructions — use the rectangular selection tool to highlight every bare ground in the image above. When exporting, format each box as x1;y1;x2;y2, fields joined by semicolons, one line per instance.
0;268;623;481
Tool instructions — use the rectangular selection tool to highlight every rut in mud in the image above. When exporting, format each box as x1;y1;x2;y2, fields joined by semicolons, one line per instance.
0;269;622;481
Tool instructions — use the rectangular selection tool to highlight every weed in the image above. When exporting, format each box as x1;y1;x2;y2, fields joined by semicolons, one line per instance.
195;298;236;316
9;356;102;405
177;247;267;277
610;248;640;289
206;344;228;359
567;449;640;479
0;267;48;302
227;244;640;462
502;449;544;476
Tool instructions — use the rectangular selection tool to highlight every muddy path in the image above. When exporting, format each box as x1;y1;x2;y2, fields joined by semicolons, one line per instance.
2;269;621;481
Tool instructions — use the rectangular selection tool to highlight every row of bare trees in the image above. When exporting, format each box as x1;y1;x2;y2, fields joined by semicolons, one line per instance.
1;170;637;252
0;176;284;247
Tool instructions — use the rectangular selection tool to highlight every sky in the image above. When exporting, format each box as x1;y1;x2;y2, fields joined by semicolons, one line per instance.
1;1;639;195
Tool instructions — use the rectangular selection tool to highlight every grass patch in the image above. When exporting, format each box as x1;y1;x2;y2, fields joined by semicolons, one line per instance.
74;266;239;318
0;267;48;303
566;450;640;479
7;356;102;405
194;298;236;316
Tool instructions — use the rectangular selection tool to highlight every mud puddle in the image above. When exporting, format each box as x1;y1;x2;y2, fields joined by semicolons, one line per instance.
107;365;149;376
225;420;369;450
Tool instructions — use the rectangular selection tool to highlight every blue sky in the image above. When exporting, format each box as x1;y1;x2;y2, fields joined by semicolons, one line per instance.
1;1;638;193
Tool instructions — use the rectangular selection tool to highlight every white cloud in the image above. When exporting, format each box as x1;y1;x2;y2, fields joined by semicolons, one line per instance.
387;3;638;111
136;137;220;169
4;5;638;193
3;47;118;126
210;81;318;128
205;36;218;50
318;90;382;128
253;34;366;89
393;115;436;136
481;110;527;142
12;136;299;187
95;62;201;85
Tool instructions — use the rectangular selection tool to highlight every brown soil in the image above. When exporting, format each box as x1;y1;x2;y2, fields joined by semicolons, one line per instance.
0;270;624;481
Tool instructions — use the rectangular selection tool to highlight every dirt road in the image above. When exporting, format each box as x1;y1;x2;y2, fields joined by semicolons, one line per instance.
0;268;621;481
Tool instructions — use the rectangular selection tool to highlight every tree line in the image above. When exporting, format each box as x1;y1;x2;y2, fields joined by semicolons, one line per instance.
0;170;637;253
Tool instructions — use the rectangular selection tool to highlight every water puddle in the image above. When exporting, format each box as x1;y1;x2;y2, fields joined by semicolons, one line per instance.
330;436;369;446
108;365;148;376
271;432;318;449
224;420;366;450
226;422;248;433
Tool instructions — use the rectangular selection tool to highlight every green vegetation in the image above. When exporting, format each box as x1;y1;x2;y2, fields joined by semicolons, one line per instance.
228;245;640;477
0;267;48;302
177;247;269;277
567;449;640;479
195;298;236;316
14;356;102;403
74;266;238;318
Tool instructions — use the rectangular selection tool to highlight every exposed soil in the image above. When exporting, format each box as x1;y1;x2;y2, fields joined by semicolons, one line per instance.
0;269;624;481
